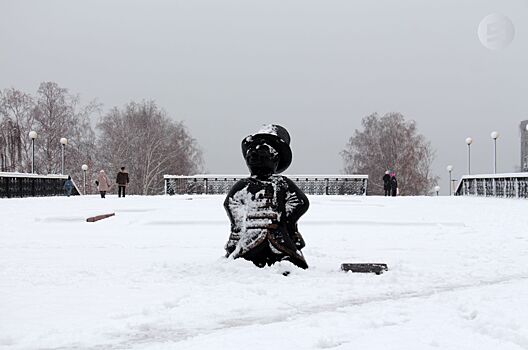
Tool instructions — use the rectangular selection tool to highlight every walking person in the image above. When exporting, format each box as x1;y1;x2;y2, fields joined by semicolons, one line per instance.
383;170;391;196
390;172;398;197
63;176;74;197
116;166;129;198
96;170;111;198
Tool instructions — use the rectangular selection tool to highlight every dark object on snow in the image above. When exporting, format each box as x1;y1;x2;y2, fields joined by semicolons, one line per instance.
86;213;115;222
341;263;388;275
224;125;310;269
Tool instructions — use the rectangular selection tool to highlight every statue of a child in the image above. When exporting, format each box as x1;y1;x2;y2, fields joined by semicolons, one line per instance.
224;125;309;269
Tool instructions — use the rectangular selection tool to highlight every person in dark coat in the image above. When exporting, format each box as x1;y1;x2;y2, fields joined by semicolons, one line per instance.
116;167;129;198
224;124;310;269
63;176;74;197
390;172;398;196
383;171;391;196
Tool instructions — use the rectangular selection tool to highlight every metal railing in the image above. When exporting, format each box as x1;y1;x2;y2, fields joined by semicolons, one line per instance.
455;173;528;198
0;172;80;198
164;174;368;196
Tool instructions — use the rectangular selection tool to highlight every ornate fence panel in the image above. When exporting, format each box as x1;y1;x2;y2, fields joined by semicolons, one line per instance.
164;175;368;196
455;173;528;198
0;172;81;198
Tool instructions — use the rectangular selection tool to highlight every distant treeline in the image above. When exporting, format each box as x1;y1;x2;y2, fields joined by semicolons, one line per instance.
0;82;203;195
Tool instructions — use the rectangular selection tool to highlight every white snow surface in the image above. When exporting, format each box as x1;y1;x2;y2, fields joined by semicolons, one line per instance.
1;195;528;350
256;124;278;136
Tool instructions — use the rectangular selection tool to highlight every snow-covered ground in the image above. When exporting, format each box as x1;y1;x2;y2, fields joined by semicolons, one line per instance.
1;195;528;350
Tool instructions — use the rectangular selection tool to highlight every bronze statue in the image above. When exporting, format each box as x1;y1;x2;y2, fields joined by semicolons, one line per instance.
224;125;309;269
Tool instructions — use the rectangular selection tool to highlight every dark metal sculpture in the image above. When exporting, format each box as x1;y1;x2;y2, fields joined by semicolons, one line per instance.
224;125;310;269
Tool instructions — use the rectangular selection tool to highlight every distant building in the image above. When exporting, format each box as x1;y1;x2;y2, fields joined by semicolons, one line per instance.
521;120;528;172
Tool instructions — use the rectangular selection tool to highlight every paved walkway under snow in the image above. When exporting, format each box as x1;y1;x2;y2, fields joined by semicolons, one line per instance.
1;195;527;350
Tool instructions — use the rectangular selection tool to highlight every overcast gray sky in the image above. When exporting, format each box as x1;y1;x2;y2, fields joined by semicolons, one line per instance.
1;0;527;193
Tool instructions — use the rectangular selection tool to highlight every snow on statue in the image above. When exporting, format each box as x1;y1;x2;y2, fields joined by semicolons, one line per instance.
224;125;309;269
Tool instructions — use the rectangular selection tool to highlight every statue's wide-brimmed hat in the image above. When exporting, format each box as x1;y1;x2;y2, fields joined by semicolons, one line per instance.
242;124;292;173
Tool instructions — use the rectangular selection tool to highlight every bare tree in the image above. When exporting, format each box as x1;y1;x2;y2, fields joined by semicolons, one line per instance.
0;118;22;172
96;100;203;195
342;112;438;195
0;88;35;172
2;84;200;195
32;82;99;182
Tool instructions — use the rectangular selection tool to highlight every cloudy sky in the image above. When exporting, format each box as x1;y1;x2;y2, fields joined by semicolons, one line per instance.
1;0;527;193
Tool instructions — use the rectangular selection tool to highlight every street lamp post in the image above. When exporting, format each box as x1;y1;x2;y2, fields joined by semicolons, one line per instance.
434;185;440;196
491;131;499;174
465;137;473;175
29;131;37;173
60;138;68;175
81;164;88;195
446;165;453;195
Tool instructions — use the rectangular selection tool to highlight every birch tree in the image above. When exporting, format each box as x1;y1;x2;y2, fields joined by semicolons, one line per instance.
96;100;203;195
32;82;99;179
0;88;35;172
341;112;437;195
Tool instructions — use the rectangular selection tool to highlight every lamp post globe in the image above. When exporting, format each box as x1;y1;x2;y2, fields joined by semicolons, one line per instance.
82;164;88;171
29;131;37;173
465;137;473;145
434;185;440;196
60;137;68;145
